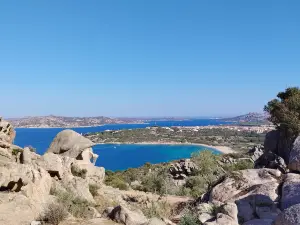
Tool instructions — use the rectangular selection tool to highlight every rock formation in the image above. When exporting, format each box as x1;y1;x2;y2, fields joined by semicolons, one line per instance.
169;159;198;185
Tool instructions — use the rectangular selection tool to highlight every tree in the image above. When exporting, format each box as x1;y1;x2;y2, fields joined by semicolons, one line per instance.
264;87;300;138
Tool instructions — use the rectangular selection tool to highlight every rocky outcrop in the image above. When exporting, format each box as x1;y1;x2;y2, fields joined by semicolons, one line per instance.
0;117;15;144
0;125;108;225
169;159;198;185
274;203;300;225
288;135;300;172
0;161;52;225
248;145;264;161
255;151;287;173
264;130;295;163
209;169;281;224
46;129;98;164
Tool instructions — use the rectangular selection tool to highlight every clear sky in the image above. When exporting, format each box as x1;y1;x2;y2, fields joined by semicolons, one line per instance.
0;0;299;118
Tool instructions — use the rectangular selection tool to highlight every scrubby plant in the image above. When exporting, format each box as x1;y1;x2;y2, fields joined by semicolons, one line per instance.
12;148;22;156
71;165;87;179
179;210;200;225
40;203;68;225
141;200;172;219
50;189;92;218
89;184;100;197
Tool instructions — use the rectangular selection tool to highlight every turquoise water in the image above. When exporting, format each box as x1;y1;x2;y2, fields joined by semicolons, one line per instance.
14;119;229;171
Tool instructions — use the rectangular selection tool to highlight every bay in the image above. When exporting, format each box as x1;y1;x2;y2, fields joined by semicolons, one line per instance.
14;119;230;171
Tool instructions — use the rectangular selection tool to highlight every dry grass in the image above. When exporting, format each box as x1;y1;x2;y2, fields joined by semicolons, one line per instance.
40;203;68;225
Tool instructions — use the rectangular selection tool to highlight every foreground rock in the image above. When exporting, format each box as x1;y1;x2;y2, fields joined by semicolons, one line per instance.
288;136;300;172
108;205;149;225
204;203;238;225
281;173;300;210
209;169;281;224
0;161;52;225
274;203;300;225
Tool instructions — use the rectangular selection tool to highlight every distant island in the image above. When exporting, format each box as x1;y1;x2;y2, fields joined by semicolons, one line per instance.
7;115;145;128
220;112;270;125
7;112;269;128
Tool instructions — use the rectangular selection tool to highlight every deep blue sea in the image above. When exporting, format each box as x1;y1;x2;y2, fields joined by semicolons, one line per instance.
14;119;230;171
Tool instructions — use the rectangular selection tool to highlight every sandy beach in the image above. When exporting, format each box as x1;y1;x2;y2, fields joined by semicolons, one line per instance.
96;141;235;154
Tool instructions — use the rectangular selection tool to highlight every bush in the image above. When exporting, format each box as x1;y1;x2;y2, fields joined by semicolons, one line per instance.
51;189;92;218
106;177;128;190
89;184;100;197
41;203;68;225
179;211;200;225
71;165;87;179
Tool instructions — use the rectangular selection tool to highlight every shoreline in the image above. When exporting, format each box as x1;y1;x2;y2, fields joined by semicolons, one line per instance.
14;123;148;129
96;141;235;154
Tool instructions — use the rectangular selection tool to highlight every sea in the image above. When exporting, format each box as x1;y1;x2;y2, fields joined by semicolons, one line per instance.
14;119;231;171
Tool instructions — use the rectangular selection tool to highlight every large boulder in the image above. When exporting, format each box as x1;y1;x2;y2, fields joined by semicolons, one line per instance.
204;203;238;225
281;173;300;210
264;130;294;163
46;130;96;161
274;203;300;225
210;169;281;203
288;136;300;172
210;169;281;224
264;130;279;154
108;205;148;225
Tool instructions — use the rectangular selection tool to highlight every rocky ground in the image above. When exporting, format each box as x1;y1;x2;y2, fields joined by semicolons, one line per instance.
1;116;300;225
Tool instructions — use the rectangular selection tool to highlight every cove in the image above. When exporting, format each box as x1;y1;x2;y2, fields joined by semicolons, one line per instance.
93;144;219;171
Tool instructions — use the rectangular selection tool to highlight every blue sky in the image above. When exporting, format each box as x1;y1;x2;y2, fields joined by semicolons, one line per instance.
0;1;299;118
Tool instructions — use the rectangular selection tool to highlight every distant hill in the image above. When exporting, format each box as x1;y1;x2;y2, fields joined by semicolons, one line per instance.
7;115;145;128
220;112;270;125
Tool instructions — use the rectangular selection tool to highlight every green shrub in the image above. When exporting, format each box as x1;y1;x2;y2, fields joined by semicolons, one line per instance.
106;177;128;190
179;211;200;225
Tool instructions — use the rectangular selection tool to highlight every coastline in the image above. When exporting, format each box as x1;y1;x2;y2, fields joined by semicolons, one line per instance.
14;122;148;129
96;141;235;154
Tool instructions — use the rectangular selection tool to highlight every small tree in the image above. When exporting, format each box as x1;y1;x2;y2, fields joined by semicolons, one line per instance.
264;87;300;138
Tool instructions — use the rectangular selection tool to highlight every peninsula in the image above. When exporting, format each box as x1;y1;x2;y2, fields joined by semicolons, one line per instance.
84;125;274;152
